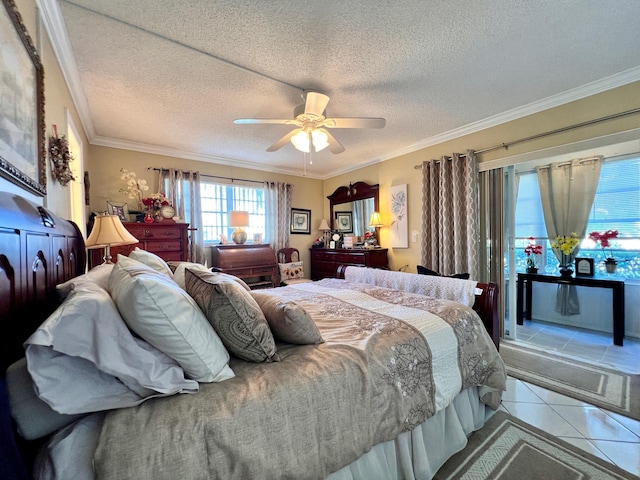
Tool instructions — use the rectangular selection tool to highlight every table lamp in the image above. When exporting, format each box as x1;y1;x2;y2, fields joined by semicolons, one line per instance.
318;218;331;246
229;210;249;244
86;214;138;264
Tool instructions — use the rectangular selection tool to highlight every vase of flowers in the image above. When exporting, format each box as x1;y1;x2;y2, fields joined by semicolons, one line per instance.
524;237;542;273
588;229;618;273
550;233;580;277
142;193;170;222
119;169;149;212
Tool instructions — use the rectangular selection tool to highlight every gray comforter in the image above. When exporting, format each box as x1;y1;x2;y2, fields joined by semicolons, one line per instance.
94;279;506;480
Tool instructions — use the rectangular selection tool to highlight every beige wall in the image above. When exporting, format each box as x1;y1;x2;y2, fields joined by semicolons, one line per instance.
1;0;91;217
325;81;640;272
86;145;324;266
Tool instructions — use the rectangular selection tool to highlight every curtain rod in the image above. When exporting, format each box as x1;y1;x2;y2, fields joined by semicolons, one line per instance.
149;167;264;185
413;107;640;170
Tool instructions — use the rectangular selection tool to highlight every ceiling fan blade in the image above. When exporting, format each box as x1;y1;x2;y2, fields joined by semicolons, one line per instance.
266;130;298;152
304;92;330;116
323;117;386;129
234;118;293;125
321;129;345;154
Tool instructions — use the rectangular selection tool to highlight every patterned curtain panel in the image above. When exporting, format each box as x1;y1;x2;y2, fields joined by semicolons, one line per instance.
537;156;603;315
160;169;205;264
421;151;479;278
264;181;292;252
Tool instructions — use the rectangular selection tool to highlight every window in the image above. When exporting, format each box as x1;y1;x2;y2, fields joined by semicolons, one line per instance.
200;182;266;244
514;156;640;278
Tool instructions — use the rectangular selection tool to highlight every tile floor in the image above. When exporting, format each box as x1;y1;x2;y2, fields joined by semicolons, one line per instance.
500;320;640;476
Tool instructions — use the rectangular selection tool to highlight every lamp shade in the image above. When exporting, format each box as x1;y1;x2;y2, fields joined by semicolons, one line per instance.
86;215;138;248
290;129;329;153
229;210;249;227
368;212;384;228
318;218;331;231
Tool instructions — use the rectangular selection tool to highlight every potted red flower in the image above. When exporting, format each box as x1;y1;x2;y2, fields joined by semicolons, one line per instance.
524;237;543;273
588;229;619;273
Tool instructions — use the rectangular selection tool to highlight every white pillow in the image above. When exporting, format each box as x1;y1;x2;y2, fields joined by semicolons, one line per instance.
170;262;211;289
109;255;234;383
25;281;198;415
128;248;173;278
55;263;114;298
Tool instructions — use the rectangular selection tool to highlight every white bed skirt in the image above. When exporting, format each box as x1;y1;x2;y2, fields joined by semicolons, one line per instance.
35;386;491;480
328;386;490;480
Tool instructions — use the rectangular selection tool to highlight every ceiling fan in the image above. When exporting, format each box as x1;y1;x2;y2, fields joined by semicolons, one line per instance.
234;91;385;154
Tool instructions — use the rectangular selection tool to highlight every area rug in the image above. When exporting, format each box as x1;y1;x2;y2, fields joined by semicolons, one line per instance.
500;342;640;421
434;411;636;479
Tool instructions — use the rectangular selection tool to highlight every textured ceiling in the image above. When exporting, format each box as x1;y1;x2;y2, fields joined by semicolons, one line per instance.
46;0;640;178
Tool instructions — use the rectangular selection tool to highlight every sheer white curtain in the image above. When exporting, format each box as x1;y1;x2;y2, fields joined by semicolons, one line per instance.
421;151;479;278
537;156;603;314
159;169;205;264
264;181;293;252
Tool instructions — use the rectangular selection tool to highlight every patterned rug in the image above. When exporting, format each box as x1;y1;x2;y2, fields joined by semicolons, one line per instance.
500;342;640;421
434;412;636;479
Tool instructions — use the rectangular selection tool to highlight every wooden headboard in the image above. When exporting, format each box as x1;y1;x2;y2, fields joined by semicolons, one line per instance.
336;265;500;349
0;192;86;374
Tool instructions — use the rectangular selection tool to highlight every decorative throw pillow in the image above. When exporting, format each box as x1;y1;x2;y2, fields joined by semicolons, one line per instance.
185;269;278;362
168;261;251;291
109;255;234;383
128;248;174;278
250;292;324;345
417;265;469;279
279;261;305;280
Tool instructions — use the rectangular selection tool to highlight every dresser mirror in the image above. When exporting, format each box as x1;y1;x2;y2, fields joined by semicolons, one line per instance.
327;181;379;236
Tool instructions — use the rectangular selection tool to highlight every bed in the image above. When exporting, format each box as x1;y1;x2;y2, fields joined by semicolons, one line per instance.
0;192;506;480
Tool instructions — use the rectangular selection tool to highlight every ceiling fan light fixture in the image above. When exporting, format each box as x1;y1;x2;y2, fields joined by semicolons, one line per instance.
291;129;329;153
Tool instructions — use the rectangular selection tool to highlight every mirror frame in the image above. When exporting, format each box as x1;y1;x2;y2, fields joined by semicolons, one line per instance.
327;181;379;230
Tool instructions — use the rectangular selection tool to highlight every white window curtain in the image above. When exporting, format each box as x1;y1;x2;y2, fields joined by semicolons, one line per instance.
264;181;293;252
536;156;603;314
421;151;479;278
159;169;205;264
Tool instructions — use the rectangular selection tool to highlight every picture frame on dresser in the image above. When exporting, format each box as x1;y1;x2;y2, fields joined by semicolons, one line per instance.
334;211;353;233
107;201;129;221
0;0;46;196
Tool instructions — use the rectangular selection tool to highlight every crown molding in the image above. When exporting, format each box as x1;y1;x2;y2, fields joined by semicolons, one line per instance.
91;136;324;179
37;0;96;139
376;66;640;164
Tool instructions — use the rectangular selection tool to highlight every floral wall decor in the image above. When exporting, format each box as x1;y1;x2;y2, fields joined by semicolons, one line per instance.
48;126;74;186
390;184;408;248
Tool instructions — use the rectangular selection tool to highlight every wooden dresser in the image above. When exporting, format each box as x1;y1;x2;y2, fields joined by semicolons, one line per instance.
310;248;389;280
210;244;278;289
88;221;189;268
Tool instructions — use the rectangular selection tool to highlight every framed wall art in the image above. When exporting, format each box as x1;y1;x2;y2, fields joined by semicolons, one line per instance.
390;184;408;248
334;211;353;233
290;208;311;235
0;0;46;196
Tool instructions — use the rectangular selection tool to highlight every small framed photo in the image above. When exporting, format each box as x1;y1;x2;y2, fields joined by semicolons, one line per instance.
107;201;129;222
290;208;311;235
575;257;594;277
334;211;353;233
253;232;263;244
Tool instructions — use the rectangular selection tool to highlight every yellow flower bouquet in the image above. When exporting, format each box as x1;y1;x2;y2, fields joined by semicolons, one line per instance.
550;233;579;255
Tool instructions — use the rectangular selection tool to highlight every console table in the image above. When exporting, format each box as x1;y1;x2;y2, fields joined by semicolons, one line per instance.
210;244;278;289
516;272;625;346
310;248;388;280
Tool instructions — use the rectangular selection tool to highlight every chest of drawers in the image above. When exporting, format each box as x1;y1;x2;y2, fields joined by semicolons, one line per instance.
88;221;189;268
310;248;389;280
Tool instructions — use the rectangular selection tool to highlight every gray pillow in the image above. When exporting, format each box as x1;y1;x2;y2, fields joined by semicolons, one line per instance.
250;291;324;345
185;269;278;362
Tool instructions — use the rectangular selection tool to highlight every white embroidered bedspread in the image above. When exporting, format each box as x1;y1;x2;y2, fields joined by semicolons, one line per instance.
343;266;478;306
